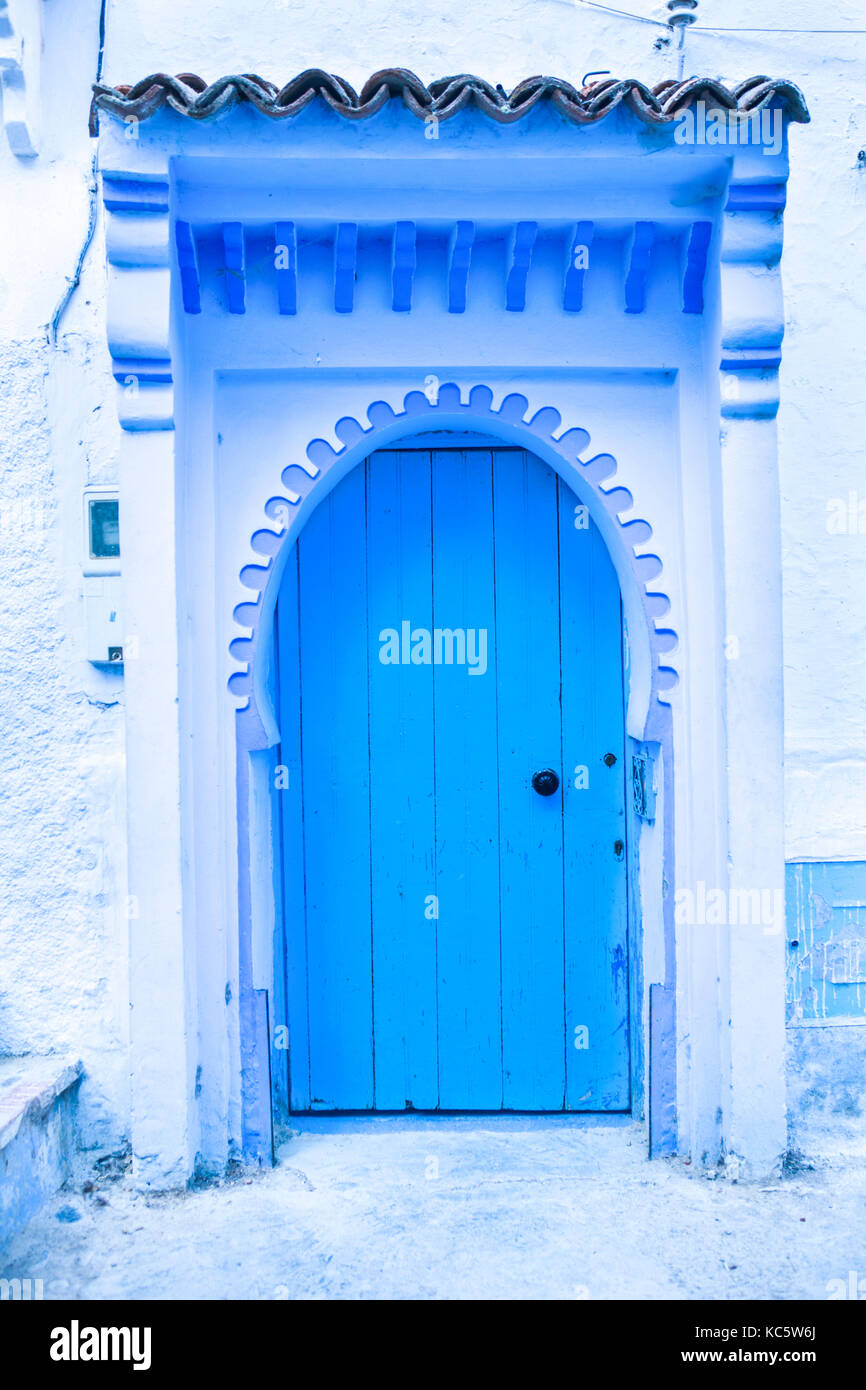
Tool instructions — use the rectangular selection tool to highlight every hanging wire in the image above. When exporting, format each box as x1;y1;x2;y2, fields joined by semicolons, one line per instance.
575;0;668;25
568;0;866;33
694;26;866;32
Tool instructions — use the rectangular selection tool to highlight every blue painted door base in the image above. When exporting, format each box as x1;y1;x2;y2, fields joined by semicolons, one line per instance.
276;447;629;1112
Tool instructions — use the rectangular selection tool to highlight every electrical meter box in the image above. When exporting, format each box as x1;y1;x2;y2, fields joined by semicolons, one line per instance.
83;487;123;665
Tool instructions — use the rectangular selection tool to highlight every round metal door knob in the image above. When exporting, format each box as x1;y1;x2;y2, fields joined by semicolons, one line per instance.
531;768;560;796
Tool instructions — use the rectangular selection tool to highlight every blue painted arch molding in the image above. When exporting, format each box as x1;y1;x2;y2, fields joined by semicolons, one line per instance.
231;381;680;1157
229;382;680;748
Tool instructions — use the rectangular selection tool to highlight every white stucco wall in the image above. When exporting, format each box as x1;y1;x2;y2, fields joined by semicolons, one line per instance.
1;0;863;1153
0;0;127;1149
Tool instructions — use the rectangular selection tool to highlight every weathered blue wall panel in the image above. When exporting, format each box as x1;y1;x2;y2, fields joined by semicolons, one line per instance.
786;861;866;1024
786;861;866;1157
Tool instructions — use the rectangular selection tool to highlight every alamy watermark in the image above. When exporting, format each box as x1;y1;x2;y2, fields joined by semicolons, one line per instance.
378;621;488;676
0;1277;43;1300
827;1270;866;1300
675;881;784;935
674;101;783;158
49;1321;151;1370
826;491;866;535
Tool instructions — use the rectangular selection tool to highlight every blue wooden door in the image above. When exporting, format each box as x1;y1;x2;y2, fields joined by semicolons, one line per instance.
276;447;629;1112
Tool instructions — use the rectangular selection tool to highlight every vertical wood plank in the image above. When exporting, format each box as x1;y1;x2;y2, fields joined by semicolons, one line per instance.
297;469;374;1108
493;449;566;1109
275;552;310;1111
367;450;439;1109
433;448;502;1108
559;485;630;1109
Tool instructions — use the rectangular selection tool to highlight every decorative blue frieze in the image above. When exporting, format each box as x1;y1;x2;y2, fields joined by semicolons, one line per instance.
334;222;358;314
447;221;474;313
174;220;201;315
169;218;717;321
222;221;246;315
505;221;538;312
274;221;297;315
563;220;593;313
682;221;712;315
624;221;655;314
391;221;417;312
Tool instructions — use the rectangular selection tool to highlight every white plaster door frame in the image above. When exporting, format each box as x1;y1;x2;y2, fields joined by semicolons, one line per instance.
717;178;790;1175
102;164;197;1187
97;98;797;1186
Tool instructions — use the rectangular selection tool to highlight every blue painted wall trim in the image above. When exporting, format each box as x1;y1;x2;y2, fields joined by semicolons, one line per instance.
102;175;170;214
235;709;276;1164
725;182;787;212
649;983;677;1155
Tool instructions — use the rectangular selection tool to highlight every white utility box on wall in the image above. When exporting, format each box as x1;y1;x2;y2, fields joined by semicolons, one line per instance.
82;486;123;665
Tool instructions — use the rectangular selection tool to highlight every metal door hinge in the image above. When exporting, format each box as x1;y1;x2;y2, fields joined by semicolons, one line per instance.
632;742;658;823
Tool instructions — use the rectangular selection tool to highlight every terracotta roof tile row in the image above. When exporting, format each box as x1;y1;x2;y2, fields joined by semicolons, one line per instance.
90;69;809;133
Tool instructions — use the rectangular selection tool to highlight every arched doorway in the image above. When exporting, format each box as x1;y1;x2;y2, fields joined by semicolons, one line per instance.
273;442;630;1112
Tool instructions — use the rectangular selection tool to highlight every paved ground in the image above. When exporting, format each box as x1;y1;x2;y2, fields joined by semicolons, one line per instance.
3;1118;865;1300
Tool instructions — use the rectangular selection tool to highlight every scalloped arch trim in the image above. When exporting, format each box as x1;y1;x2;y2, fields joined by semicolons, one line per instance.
228;383;679;718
